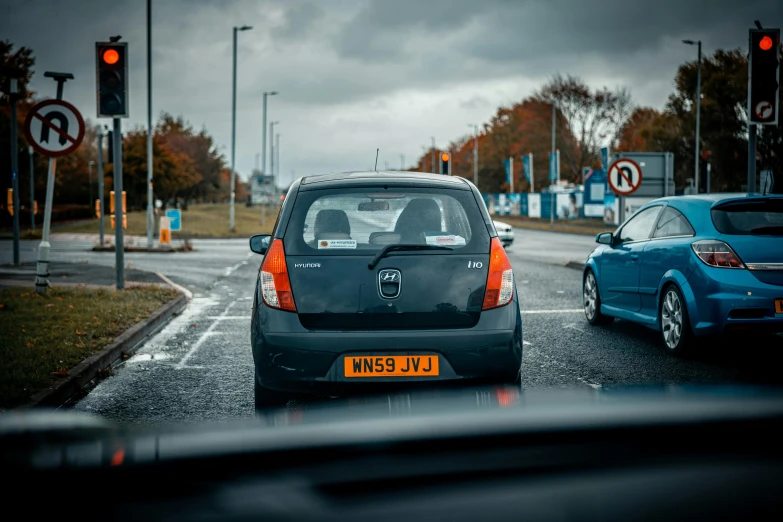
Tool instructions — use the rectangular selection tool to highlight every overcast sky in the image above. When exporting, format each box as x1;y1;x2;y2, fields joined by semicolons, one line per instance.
3;0;781;186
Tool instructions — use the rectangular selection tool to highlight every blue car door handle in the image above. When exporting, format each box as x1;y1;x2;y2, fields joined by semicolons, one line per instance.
631;254;639;261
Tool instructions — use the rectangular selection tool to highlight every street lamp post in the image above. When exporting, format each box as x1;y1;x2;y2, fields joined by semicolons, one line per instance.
431;137;436;174
261;91;278;176
467;124;478;186
229;24;252;232
683;39;702;192
88;160;95;207
269;121;279;189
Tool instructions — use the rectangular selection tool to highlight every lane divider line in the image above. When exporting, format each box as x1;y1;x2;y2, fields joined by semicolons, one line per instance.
176;301;236;369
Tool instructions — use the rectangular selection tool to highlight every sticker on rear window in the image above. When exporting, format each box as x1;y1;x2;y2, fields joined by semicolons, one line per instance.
425;234;466;246
318;239;357;249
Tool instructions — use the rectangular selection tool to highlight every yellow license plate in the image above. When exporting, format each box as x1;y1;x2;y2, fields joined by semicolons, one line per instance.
344;355;439;378
776;299;783;314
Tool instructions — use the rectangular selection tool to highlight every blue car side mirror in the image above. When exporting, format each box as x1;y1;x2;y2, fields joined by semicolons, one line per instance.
596;232;613;245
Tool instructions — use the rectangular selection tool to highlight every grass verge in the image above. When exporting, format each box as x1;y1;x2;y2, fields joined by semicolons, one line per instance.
0;285;179;409
52;203;279;238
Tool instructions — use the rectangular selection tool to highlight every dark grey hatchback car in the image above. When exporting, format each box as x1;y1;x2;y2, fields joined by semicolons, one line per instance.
249;171;523;408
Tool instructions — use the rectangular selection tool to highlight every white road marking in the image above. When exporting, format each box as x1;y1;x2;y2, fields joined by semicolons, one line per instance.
206;315;252;320
523;340;532;346
521;309;583;314
223;258;247;276
556;290;565;294
176;301;236;369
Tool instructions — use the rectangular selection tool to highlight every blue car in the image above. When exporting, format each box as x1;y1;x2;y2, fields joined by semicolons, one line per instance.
583;194;783;355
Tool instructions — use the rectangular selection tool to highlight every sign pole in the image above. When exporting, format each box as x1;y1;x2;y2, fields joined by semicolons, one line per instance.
33;73;77;294
10;78;20;266
529;153;534;193
509;156;514;193
97;127;105;246
35;158;57;294
29;146;34;232
113;117;124;289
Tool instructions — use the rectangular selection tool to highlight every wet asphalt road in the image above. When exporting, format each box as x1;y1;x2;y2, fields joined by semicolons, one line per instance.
69;229;783;424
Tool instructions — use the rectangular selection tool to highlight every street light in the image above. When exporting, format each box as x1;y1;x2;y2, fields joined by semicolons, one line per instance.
683;39;702;193
431;136;436;174
467;124;478;186
269;121;279;189
88;160;95;207
229;24;253;232
261;90;279;176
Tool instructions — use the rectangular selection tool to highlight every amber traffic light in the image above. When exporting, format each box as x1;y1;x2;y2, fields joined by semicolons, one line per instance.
440;152;450;175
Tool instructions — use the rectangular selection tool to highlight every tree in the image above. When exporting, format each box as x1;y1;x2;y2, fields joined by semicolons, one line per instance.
535;74;632;181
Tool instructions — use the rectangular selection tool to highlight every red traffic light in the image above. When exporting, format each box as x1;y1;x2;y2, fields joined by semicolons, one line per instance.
103;49;119;64
759;35;773;51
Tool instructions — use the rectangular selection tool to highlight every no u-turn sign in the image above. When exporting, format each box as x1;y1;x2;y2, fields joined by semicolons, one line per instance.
608;158;643;196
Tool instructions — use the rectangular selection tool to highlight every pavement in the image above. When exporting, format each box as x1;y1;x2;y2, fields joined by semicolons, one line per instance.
0;227;753;425
0;261;167;288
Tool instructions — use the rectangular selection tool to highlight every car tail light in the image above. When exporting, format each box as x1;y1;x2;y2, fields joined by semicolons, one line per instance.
260;239;297;311
483;237;514;310
691;240;745;269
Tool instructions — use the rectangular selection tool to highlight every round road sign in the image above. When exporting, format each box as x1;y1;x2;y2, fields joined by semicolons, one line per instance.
754;100;774;121
607;158;643;196
23;99;85;157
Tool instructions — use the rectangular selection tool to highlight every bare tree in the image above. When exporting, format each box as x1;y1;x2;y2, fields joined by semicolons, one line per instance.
536;74;633;181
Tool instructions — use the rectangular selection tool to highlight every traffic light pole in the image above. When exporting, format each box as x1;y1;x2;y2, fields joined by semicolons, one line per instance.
97;127;105;246
113;117;124;289
9;78;20;266
748;124;757;194
146;0;154;249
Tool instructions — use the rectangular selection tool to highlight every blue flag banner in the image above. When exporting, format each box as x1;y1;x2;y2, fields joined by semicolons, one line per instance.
549;152;558;181
601;147;609;172
503;158;511;185
522;155;531;183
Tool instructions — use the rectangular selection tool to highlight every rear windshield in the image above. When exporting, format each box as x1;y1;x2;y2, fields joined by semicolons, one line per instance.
711;198;783;236
283;187;490;255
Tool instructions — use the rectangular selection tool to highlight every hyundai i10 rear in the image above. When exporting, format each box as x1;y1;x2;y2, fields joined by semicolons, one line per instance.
249;172;523;409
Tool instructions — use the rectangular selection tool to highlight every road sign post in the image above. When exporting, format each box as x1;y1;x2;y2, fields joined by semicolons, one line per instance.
24;73;80;294
28;146;34;232
9;78;20;266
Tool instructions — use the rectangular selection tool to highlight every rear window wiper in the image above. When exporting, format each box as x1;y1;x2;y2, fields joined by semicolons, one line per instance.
750;226;783;235
368;244;453;269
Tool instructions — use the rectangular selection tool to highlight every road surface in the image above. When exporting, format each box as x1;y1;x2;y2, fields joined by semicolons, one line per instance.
46;229;782;424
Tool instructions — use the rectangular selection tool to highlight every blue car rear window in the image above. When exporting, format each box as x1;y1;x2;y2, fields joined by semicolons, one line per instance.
711;198;783;236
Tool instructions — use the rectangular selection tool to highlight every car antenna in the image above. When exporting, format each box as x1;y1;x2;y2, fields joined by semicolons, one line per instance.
374;148;379;171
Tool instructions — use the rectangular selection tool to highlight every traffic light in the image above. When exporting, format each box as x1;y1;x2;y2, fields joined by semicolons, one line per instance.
110;215;127;230
7;189;13;216
96;42;128;118
440;152;450;175
95;199;101;218
749;28;780;125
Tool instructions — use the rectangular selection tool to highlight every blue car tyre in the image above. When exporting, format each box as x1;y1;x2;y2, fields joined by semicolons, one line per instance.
659;284;692;356
584;270;614;326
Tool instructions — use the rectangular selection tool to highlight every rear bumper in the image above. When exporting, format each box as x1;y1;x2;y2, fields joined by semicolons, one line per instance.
686;263;783;336
251;301;523;395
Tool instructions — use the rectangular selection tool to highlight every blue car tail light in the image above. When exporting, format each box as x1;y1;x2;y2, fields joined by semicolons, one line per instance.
691;240;746;269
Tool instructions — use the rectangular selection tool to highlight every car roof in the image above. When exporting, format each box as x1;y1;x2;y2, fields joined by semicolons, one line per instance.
299;171;472;191
654;193;779;209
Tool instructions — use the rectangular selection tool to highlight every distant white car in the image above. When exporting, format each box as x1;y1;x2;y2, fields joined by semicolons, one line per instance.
493;220;514;247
